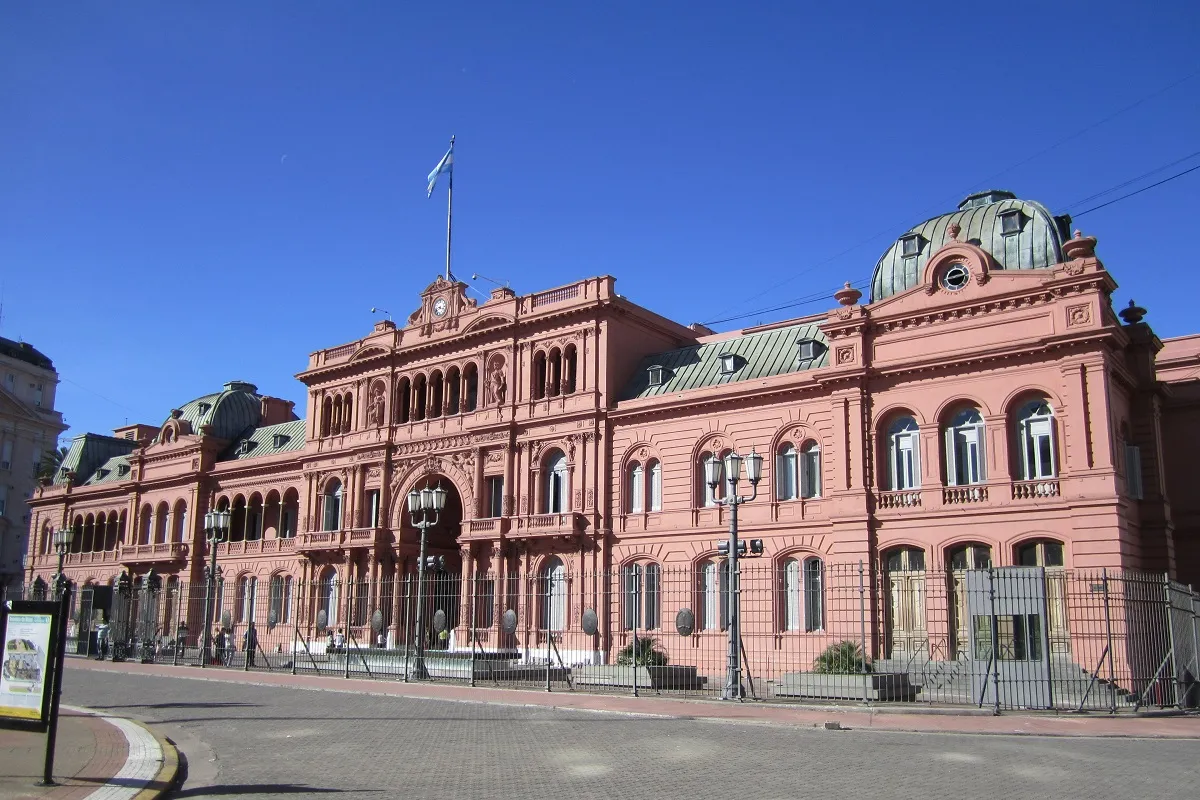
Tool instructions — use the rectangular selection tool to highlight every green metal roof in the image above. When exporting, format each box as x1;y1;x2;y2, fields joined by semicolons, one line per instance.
83;454;133;485
871;191;1072;302
55;434;138;486
219;420;306;462
620;322;829;401
165;381;263;442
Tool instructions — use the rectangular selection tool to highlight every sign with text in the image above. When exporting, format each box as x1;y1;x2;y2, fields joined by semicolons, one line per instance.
0;601;59;729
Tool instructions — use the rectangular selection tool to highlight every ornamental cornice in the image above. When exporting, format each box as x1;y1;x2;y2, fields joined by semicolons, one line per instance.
391;430;506;458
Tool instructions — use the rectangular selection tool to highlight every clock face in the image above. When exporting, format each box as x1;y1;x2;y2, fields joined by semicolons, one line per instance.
432;298;448;317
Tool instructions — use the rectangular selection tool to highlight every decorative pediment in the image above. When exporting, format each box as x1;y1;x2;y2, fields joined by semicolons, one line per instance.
407;276;477;337
350;346;389;361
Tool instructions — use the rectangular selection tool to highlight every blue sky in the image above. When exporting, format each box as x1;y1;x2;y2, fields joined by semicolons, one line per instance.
2;2;1198;443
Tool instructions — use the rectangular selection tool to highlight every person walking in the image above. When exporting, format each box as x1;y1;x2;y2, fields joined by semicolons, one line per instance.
213;625;225;666
223;628;235;666
95;621;110;660
243;621;258;668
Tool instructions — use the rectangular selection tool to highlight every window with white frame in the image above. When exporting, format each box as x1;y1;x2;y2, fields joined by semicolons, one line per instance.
785;557;825;631
628;462;644;513
1016;399;1056;480
945;407;986;486
238;576;257;623
367;490;381;528
319;569;338;627
622;562;661;630
776;445;798;500
800;442;821;498
887;417;921;490
803;557;824;632
322;480;342;532
699;560;729;631
540;557;566;631
648;460;662;511
486;476;504;518
545;451;569;513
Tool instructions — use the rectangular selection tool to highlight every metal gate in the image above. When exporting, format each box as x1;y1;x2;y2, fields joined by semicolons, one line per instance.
967;567;1052;709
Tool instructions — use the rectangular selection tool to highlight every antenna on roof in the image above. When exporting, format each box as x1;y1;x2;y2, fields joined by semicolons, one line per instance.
471;272;510;289
370;307;392;322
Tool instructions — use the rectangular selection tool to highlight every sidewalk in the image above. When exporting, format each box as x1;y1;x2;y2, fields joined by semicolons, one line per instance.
69;657;1200;740
0;704;177;799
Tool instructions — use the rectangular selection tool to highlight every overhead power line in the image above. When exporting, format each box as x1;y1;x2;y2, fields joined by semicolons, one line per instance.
1073;162;1200;218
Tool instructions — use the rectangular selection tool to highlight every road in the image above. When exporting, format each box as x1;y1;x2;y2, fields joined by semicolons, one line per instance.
63;667;1197;799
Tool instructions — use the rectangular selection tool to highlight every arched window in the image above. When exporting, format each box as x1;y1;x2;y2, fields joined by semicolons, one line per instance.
887;416;921;490
698;560;729;631
280;489;299;538
776;444;797;501
628;462;644;513
269;574;293;625
945;407;986;486
1016;399;1056;480
622;562;660;630
648;460;662;512
413;374;427;421
532;352;547;401
782;557;824;632
246;494;263;541
545;451;569;513
463;363;479;412
564;345;578;394
323;480;343;532
540;557;566;631
139;504;153;545
396;377;411;423
342;393;353;433
446;366;461;415
173;500;188;542
700;452;724;507
318;568;338;628
332;395;343;434
548;349;562;397
155;502;169;544
321;396;333;437
1016;539;1064;568
429;370;444;418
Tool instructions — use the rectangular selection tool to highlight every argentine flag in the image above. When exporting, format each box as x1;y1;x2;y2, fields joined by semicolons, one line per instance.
426;143;454;197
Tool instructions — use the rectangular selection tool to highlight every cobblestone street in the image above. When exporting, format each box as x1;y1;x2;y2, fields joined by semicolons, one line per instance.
62;666;1198;799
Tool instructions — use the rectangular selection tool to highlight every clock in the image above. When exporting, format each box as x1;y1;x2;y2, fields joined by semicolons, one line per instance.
432;297;448;317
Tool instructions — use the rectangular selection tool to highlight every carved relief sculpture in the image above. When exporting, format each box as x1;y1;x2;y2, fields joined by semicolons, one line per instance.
366;382;386;427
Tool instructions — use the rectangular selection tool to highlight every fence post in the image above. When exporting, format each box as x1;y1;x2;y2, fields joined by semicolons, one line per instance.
1163;573;1180;709
172;584;183;667
1102;569;1116;714
858;561;868;705
469;573;477;689
403;574;412;682
988;566;1000;715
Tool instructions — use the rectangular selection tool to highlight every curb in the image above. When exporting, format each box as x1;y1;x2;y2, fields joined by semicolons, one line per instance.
126;718;180;800
61;705;181;799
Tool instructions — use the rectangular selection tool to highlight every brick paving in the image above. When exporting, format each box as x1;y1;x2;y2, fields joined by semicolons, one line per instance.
63;659;1200;800
0;708;128;799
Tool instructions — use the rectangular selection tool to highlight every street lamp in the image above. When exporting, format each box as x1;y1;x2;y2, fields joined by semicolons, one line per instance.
407;482;447;679
201;509;232;668
706;449;763;700
52;527;76;596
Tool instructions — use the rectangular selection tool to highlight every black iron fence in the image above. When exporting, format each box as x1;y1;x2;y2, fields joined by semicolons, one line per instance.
8;564;1197;712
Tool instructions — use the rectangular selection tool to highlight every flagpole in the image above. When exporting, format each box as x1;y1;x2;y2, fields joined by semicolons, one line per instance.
445;135;455;281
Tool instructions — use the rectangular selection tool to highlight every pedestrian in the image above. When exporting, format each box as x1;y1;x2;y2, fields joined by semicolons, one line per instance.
243;621;258;668
376;631;385;649
95;621;110;660
334;628;345;653
213;625;225;665
223;628;235;666
326;630;335;653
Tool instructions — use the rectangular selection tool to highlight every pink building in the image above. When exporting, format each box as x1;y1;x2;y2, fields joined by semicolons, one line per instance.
24;191;1200;706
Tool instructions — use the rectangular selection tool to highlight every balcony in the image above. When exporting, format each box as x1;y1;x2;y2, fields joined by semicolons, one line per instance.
120;542;189;564
218;538;297;557
1012;479;1060;500
877;490;922;510
64;550;121;566
295;528;385;552
511;512;585;540
459;517;511;540
942;485;988;505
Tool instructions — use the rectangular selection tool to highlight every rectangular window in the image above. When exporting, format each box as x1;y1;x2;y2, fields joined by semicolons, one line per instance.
281;507;295;538
0;484;7;517
34;384;43;407
892;432;919;490
701;562;729;631
784;560;801;631
0;440;10;471
474;578;495;628
800;447;820;499
367;490;381;527
31;447;41;479
1125;444;1143;500
486;476;504;517
649;463;662;512
622;566;641;630
1024;419;1055;479
948;427;984;485
629;467;644;513
901;235;920;257
804;559;824;632
776;450;797;500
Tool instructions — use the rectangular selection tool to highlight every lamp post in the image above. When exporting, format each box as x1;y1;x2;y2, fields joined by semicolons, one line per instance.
51;527;76;596
705;449;763;700
201;509;231;668
406;483;447;680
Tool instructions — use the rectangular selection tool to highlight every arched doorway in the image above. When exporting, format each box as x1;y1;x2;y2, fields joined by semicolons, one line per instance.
396;475;465;651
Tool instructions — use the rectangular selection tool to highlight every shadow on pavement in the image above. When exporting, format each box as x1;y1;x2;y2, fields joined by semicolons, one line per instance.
171;784;381;796
89;702;260;710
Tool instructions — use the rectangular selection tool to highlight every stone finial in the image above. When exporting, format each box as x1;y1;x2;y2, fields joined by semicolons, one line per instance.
170;408;182;419
1062;229;1097;260
1119;299;1147;325
833;282;862;306
947;222;961;241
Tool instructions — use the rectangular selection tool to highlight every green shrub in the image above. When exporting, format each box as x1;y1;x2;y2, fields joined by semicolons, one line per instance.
812;640;872;674
616;636;669;666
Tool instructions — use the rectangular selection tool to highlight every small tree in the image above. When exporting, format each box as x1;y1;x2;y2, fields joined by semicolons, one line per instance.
812;640;871;674
38;445;69;481
616;636;669;666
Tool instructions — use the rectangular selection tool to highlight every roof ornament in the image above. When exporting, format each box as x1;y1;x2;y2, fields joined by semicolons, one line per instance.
1119;299;1147;325
1063;229;1098;261
947;222;961;241
170;409;182;419
833;282;862;307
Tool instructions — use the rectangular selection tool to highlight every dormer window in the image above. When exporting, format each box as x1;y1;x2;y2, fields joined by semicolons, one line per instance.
272;433;289;448
197;402;211;415
237;440;254;456
118;464;130;477
647;365;665;387
999;209;1023;235
900;234;922;258
718;354;740;376
796;339;825;363
95;468;109;479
